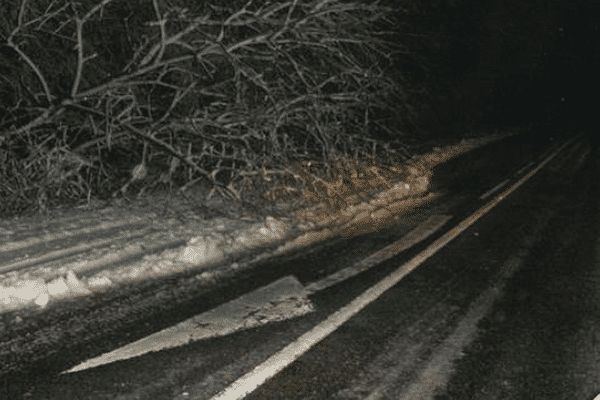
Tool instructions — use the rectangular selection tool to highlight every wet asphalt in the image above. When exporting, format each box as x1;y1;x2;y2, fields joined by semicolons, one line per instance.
3;130;598;399
439;144;600;400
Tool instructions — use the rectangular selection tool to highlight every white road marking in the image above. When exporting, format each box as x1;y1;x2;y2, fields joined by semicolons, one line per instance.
479;179;509;200
61;215;451;375
208;139;571;400
515;161;534;176
393;256;524;400
305;214;453;295
62;275;312;374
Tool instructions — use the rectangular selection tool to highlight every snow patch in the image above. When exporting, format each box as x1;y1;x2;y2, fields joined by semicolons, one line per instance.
87;276;113;289
66;270;91;296
0;279;48;311
47;276;70;298
177;236;225;266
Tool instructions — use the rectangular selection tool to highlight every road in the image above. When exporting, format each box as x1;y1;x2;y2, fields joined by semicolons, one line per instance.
3;131;600;399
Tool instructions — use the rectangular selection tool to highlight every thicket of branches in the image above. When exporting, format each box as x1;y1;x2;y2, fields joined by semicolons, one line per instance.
0;0;420;216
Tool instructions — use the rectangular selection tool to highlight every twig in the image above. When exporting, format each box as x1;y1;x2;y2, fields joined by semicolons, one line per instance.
71;17;84;98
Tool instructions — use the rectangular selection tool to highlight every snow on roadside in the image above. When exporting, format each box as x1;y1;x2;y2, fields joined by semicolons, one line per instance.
0;214;295;313
0;130;517;314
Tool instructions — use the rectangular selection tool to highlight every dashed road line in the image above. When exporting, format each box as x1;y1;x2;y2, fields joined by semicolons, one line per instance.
394;255;524;400
479;179;509;200
61;214;451;375
208;139;570;400
305;214;452;295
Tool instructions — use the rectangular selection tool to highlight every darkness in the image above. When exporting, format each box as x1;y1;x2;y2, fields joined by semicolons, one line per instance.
553;2;600;134
401;0;600;141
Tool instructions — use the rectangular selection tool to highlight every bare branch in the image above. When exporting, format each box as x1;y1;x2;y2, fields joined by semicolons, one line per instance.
6;38;53;105
139;14;212;67
71;18;84;98
148;0;167;66
122;122;221;186
17;0;27;27
0;106;63;144
82;0;114;22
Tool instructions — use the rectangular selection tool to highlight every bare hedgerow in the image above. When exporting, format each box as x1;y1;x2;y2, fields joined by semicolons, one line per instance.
0;0;414;215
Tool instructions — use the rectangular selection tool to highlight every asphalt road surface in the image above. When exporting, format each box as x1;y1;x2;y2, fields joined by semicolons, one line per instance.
4;131;600;400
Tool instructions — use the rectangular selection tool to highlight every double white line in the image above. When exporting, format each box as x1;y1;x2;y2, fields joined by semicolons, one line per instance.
210;137;573;400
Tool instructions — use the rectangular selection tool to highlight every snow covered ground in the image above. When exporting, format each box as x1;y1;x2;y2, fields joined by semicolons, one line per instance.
0;130;517;313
